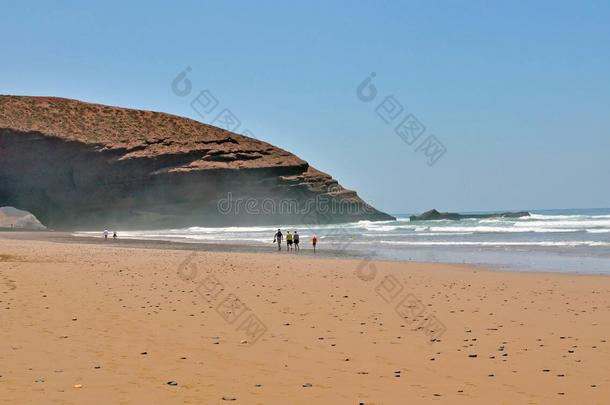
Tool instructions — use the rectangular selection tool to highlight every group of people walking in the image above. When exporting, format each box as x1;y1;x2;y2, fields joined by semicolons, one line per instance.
274;229;317;252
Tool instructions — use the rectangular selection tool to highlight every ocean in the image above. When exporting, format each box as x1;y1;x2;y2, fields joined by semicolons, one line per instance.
83;208;610;274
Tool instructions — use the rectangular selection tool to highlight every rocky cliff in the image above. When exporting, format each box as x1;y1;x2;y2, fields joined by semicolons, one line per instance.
0;95;393;230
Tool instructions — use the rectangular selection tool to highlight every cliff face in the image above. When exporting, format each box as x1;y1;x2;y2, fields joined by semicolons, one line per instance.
0;95;393;230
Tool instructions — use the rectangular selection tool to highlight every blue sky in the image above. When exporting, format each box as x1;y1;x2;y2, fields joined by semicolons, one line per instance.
2;1;609;214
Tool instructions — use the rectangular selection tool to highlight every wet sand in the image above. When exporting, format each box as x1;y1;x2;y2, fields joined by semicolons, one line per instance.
1;235;609;404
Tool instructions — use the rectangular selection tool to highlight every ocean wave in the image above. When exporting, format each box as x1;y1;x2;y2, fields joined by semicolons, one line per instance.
416;232;474;236
361;222;423;232
479;218;511;224
361;232;474;237
99;232;274;244
362;225;400;232
513;220;610;229
529;213;610;220
185;226;279;233
528;214;588;220
379;240;610;247
428;226;582;233
357;219;397;225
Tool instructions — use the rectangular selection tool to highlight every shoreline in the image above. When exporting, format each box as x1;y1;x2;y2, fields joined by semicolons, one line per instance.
1;231;607;278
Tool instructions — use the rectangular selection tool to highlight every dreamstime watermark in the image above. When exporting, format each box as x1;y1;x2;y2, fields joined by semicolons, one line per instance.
356;72;447;166
171;66;258;139
356;256;447;344
177;253;268;345
217;192;376;217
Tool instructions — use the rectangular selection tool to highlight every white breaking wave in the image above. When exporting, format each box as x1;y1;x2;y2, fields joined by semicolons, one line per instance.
362;232;475;237
428;226;582;233
379;240;610;247
185;226;279;233
91;231;273;244
362;225;400;232
529;213;610;220
513;219;610;229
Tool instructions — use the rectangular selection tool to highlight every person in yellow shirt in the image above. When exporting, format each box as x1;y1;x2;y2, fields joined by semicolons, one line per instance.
286;231;293;251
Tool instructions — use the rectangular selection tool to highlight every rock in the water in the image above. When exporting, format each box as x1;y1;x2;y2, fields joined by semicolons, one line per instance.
0;95;394;230
409;209;530;221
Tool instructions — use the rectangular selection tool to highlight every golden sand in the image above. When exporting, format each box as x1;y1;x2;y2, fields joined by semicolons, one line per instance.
1;238;609;404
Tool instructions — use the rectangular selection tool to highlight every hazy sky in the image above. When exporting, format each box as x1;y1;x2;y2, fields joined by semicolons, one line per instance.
2;1;609;214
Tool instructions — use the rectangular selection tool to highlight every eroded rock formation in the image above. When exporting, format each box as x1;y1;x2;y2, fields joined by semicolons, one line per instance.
0;95;393;230
0;207;45;229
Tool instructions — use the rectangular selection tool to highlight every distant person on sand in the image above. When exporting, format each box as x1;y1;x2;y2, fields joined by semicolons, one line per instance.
273;229;283;251
312;234;318;253
113;231;117;240
293;231;300;251
103;229;109;240
286;231;293;251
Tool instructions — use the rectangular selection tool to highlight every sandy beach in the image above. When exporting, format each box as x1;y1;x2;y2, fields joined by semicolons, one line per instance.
1;235;610;404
